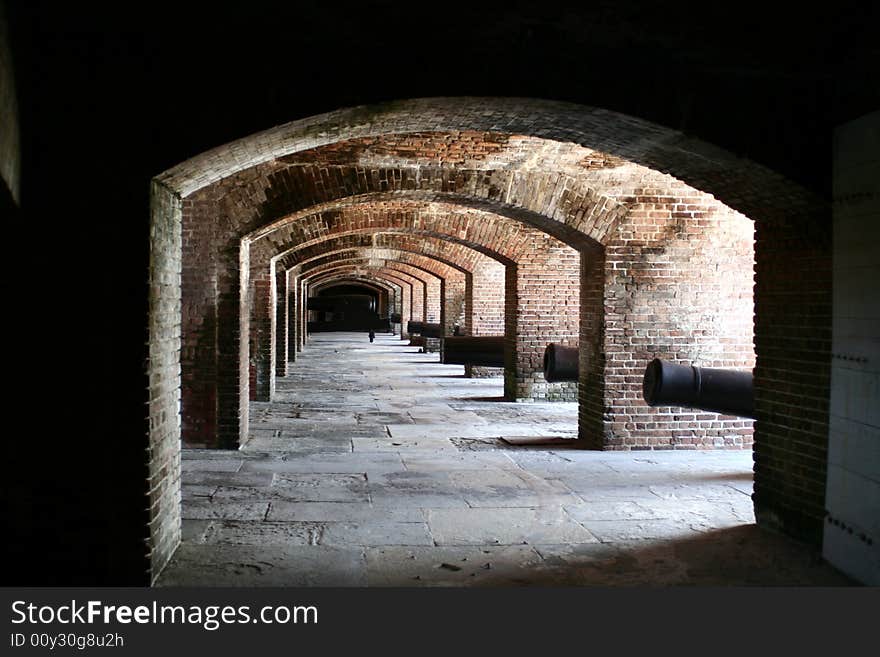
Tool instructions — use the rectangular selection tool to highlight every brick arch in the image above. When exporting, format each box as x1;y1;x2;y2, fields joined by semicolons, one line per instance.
311;277;397;316
311;278;397;298
305;275;398;329
298;248;466;280
157;97;819;223
279;232;493;273
301;260;438;320
309;269;418;323
308;270;415;333
250;198;564;267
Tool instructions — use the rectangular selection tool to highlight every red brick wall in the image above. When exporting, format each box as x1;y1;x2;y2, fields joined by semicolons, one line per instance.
275;267;288;377
470;260;506;335
753;208;831;545
504;235;581;401
599;189;755;449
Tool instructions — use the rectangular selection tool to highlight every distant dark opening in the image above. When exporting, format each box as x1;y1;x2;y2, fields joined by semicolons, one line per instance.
309;284;390;332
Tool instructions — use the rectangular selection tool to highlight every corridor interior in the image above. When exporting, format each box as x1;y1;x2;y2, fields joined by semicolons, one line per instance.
156;332;851;586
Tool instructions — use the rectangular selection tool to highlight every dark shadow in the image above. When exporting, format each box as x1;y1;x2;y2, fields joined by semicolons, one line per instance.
687;471;754;482
500;436;583;448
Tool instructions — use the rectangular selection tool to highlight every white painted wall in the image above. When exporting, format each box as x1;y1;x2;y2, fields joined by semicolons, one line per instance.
824;111;880;585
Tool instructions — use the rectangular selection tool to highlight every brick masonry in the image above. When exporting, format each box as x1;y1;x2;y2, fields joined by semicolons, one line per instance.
592;188;755;450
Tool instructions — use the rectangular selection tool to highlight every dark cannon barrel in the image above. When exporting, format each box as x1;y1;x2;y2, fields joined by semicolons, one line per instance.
441;336;505;367
419;322;443;338
543;344;579;382
407;320;424;335
390;313;402;324
642;358;754;418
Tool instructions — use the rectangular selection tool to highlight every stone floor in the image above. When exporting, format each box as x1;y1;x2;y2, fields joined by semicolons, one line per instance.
156;332;853;586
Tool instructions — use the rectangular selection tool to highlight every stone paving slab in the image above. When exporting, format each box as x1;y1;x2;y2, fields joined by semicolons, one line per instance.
266;501;424;523
157;543;367;587
181;485;218;499
574;518;708;542
352;435;460;453
243;436;354;454
182;471;274;487
181;499;269;521
240;453;403;475
426;507;599;546
181;459;243;473
182;450;249;460
181;519;212;543
447;469;583;507
401;453;518;471
364;545;545;586
321;521;433;547
203;520;322;546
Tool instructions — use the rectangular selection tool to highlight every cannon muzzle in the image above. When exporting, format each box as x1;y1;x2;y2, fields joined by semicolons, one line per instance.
642;358;754;418
543;344;579;382
441;336;505;367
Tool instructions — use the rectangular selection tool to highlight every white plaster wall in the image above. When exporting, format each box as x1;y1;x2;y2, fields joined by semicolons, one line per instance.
824;110;880;585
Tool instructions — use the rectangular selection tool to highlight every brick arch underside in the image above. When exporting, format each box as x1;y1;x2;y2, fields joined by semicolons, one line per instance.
149;98;828;580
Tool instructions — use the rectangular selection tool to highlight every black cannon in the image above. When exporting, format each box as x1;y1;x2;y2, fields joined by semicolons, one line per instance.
419;322;443;338
390;313;402;324
642;358;754;418
441;336;505;367
543;344;579;382
408;320;442;337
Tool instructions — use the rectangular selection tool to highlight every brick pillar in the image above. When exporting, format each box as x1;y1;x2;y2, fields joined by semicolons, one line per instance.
470;260;505;335
299;278;308;350
504;237;580;401
753;208;831;546
287;270;297;363
275;266;288;377
408;277;425;330
467;260;506;378
249;257;274;402
180;196;219;447
425;276;440;323
399;282;411;339
233;242;250;447
578;250;606;448
441;272;467;336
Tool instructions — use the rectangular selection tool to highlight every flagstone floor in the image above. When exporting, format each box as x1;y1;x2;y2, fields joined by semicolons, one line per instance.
156;332;852;586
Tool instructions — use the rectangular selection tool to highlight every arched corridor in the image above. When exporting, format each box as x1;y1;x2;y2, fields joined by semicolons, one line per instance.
157;332;848;586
